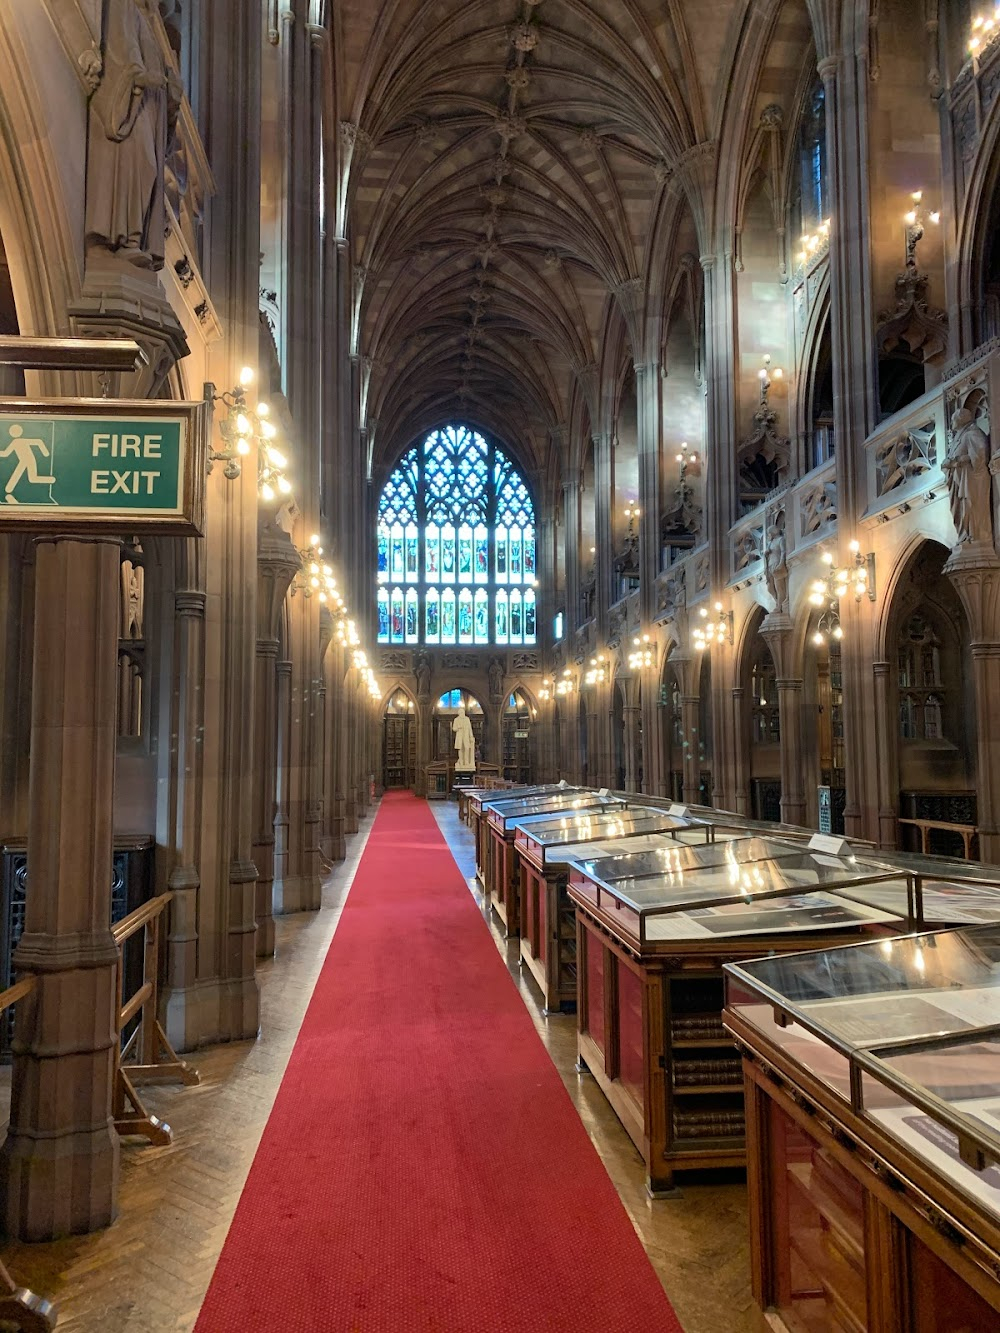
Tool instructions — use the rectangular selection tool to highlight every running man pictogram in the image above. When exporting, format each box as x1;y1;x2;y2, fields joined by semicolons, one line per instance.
0;424;56;503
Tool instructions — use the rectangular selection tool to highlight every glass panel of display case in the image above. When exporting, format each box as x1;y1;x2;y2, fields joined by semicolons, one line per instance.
568;834;840;887
495;799;624;834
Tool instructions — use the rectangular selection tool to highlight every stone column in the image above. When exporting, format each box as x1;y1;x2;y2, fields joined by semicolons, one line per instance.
325;644;347;861
252;527;299;954
623;696;640;794
760;617;807;827
872;659;899;849
635;362;661;626
562;475;581;635
640;672;664;795
162;581;205;1051
273;657;292;887
593;432;614;636
2;537;121;1240
730;684;749;815
943;549;1000;862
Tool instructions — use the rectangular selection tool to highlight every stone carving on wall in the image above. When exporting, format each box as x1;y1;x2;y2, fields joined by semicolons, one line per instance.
876;239;947;364
414;651;431;700
86;0;183;271
875;424;935;495
737;404;790;494
511;652;538;672
800;478;837;535
734;526;763;571
694;551;710;593
380;651;409;673
441;652;477;670
656;567;686;622
943;407;993;546
488;656;505;703
607;604;627;647
763;506;788;614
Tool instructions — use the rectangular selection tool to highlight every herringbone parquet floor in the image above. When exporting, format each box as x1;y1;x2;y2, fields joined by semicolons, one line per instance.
0;804;754;1333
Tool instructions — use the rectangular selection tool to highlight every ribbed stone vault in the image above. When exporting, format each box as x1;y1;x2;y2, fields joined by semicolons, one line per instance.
338;0;748;477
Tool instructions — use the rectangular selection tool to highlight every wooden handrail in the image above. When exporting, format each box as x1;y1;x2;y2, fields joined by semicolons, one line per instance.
113;889;198;1145
898;816;977;859
0;976;35;1014
112;891;171;946
0;977;56;1331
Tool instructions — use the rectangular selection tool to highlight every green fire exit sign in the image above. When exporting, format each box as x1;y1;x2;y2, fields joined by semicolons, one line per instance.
0;398;207;534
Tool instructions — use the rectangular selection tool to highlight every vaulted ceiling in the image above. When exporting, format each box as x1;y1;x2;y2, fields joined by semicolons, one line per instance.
336;0;758;479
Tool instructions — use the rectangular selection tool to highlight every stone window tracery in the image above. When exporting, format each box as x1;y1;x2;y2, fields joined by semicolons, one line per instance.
377;425;536;646
897;613;946;742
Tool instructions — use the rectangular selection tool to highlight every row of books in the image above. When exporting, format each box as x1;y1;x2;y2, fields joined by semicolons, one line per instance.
673;1109;746;1139
673;1058;743;1086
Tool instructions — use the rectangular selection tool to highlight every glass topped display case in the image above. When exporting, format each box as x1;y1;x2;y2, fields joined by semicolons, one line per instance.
484;791;624;833
565;838;913;948
511;807;684;868
724;927;1000;1332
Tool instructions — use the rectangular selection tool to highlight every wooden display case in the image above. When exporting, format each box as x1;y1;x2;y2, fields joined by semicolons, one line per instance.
513;808;688;1013
724;926;1000;1332
468;783;579;887
566;835;930;1194
484;792;623;936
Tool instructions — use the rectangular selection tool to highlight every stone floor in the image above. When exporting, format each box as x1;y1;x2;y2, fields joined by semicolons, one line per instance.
0;800;756;1333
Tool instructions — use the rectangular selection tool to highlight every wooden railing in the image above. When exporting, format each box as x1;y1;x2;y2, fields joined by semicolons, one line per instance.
898;817;978;860
0;977;57;1332
112;892;199;1145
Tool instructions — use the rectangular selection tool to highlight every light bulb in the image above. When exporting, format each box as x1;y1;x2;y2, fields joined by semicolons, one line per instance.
848;538;860;552
911;191;922;203
714;601;723;612
833;626;844;640
813;631;824;646
278;477;292;494
929;211;940;224
236;438;251;456
261;421;277;439
773;367;783;380
261;482;275;501
904;210;917;225
822;551;834;565
239;366;254;386
236;413;252;436
257;401;270;417
266;446;287;468
310;533;320;547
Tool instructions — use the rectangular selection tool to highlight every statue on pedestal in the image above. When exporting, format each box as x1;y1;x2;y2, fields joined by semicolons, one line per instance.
452;703;476;773
943;407;993;547
764;512;788;614
85;0;182;270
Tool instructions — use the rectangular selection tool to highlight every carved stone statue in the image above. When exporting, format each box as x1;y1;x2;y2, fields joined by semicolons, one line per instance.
85;0;182;270
943;407;993;546
452;704;476;772
414;651;431;700
488;656;504;704
764;513;788;613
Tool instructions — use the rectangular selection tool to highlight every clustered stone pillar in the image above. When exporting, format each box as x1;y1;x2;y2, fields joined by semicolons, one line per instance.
2;537;122;1239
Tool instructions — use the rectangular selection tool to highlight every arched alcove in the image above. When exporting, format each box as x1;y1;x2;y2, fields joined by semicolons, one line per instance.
381;687;417;789
884;542;977;855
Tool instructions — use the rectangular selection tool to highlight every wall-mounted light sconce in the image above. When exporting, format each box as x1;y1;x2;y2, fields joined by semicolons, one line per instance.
623;503;641;538
585;653;608;686
628;633;655;671
539;676;553;703
207;366;292;502
556;667;575;697
808;540;875;644
968;8;1000;58
675;440;698;476
692;601;733;650
293;533;343;606
796;217;830;270
757;355;784;407
903;191;939;271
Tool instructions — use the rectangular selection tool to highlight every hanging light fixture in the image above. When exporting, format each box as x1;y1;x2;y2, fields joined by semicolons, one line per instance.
556;667;575;696
809;540;875;644
585;653;608;686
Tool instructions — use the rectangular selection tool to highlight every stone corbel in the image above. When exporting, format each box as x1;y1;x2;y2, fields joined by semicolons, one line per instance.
165;205;223;342
876;268;947;363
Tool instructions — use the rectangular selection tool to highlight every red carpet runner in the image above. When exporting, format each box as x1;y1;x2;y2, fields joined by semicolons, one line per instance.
196;793;684;1332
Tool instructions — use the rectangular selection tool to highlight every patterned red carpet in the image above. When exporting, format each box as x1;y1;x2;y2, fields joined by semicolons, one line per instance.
195;792;684;1331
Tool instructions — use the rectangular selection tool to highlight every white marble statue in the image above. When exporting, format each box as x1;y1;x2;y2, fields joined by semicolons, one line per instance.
452;703;476;772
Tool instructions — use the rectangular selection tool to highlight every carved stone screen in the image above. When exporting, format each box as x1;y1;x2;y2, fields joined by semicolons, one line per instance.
377;425;536;646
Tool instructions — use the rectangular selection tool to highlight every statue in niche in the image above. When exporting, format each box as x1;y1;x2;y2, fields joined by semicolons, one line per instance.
85;0;182;270
764;512;788;614
453;704;476;773
414;651;431;700
942;407;992;546
488;656;504;704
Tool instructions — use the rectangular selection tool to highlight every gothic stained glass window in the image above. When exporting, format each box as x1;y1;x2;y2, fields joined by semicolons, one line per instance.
374;425;536;645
